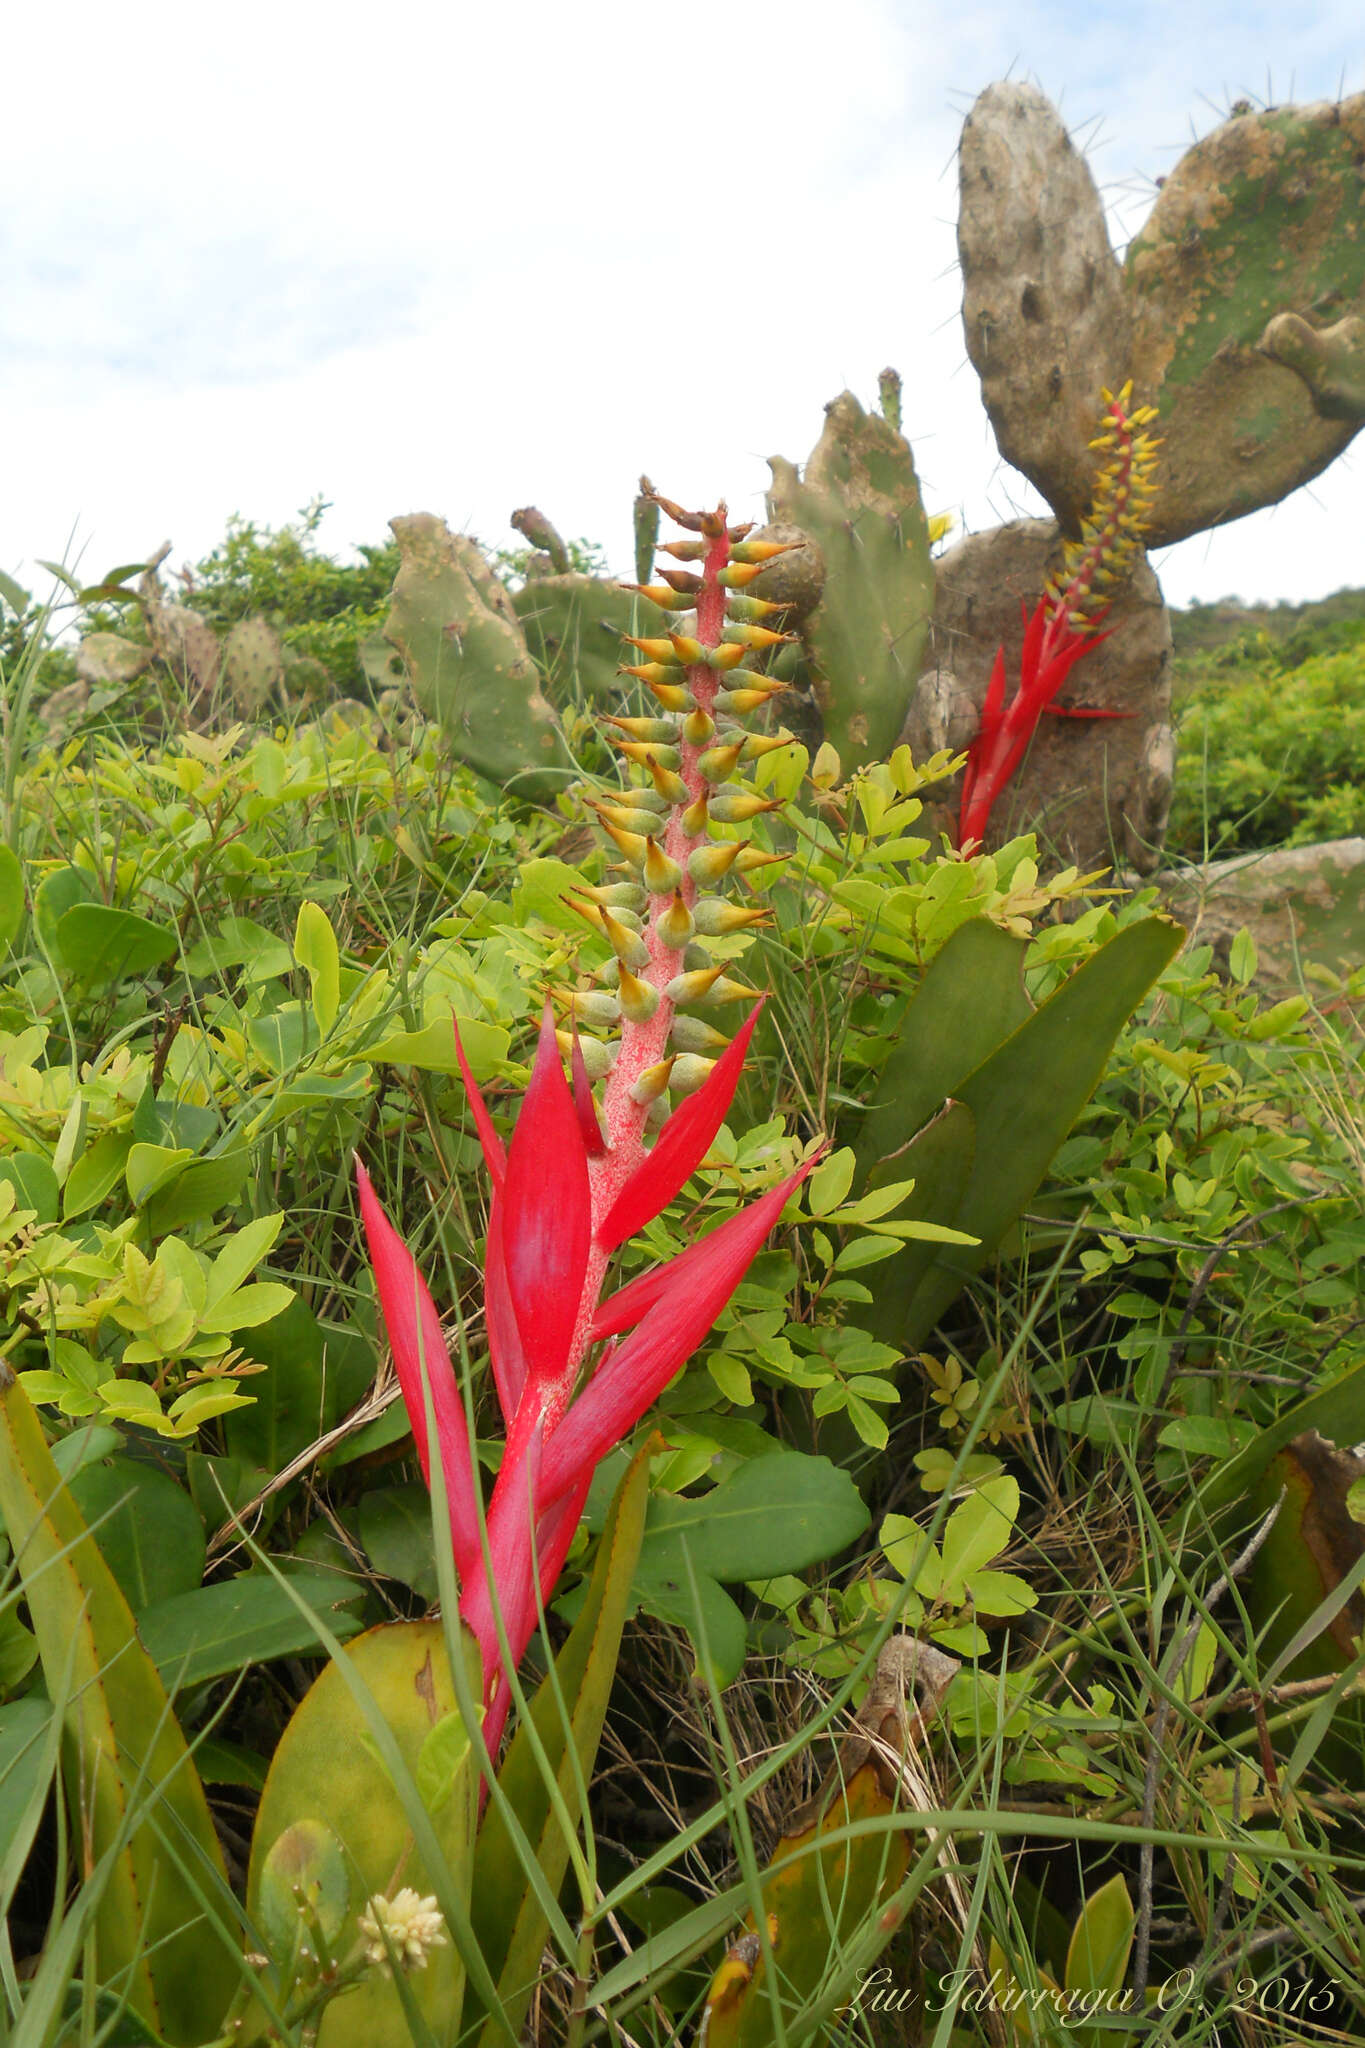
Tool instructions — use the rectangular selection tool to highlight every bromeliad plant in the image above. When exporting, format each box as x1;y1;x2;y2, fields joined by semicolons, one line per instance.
356;487;825;1760
957;384;1159;852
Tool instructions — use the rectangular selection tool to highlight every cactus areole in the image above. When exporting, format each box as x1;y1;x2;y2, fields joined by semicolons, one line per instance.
358;489;824;1762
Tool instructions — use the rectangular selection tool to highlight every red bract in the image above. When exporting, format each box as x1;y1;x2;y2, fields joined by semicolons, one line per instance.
356;1005;820;1764
957;597;1120;854
596;1003;763;1253
500;1002;592;1389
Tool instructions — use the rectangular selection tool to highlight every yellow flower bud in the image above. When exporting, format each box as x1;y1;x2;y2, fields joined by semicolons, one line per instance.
617;967;661;1023
643;838;683;895
630;1056;677;1106
656;891;696;949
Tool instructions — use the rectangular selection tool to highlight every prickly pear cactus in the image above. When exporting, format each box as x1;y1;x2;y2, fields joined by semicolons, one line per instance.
958;84;1133;528
764;391;933;769
1127;95;1365;541
511;572;669;705
75;632;153;690
959;83;1365;548
246;1619;481;2048
382;512;575;797
221;616;285;715
147;602;221;698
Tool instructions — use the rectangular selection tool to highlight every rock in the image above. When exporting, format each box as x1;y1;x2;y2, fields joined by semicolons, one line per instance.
1151;837;1365;988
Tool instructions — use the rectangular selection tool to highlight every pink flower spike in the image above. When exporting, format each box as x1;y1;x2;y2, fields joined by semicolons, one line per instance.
452;1012;507;1192
597;1001;765;1253
354;1158;483;1584
570;1026;608;1158
500;1002;592;1388
542;1154;821;1504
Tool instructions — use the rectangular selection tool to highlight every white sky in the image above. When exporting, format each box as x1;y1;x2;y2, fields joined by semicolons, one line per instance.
4;1;1361;616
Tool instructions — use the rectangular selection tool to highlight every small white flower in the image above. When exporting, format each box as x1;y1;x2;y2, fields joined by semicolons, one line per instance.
358;1889;448;1975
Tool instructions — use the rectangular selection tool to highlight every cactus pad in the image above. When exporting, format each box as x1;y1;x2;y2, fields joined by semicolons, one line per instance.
382;513;574;797
766;391;933;769
511;572;669;705
221;616;285;715
959;83;1133;527
959;84;1365;548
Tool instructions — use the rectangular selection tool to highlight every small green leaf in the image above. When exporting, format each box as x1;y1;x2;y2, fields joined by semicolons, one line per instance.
0;1153;59;1225
706;1352;754;1407
55;904;179;985
0;570;31;615
197;1281;295;1333
35;559;83;594
294;900;341;1034
417;1711;475;1818
940;1476;1019;1594
204;1213;285;1310
358;1483;439;1603
126;1143;194;1208
33;865;98;963
258;1817;351;1952
833;1233;901;1271
364;1013;509;1075
1228;927;1258;984
183;916;293;983
146;1149;251;1232
1064;1873;1134;1998
806;1147;855;1217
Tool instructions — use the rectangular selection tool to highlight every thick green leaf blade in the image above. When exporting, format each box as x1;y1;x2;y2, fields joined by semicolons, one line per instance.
853;917;1031;1173
246;1619;483;2048
0;1695;56;1890
873;916;1183;1353
853;1098;975;1323
0;1364;235;2044
138;1567;365;1687
637;1451;869;1586
469;1439;652;2045
67;1455;206;1611
363;1012;509;1075
1199;1357;1365;1521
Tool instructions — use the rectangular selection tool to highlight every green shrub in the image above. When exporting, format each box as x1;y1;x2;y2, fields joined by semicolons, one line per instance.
1166;641;1365;857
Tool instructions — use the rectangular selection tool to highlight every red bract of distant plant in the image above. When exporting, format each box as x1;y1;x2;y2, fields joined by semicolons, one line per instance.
957;381;1157;855
356;1008;817;1759
956;596;1118;854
